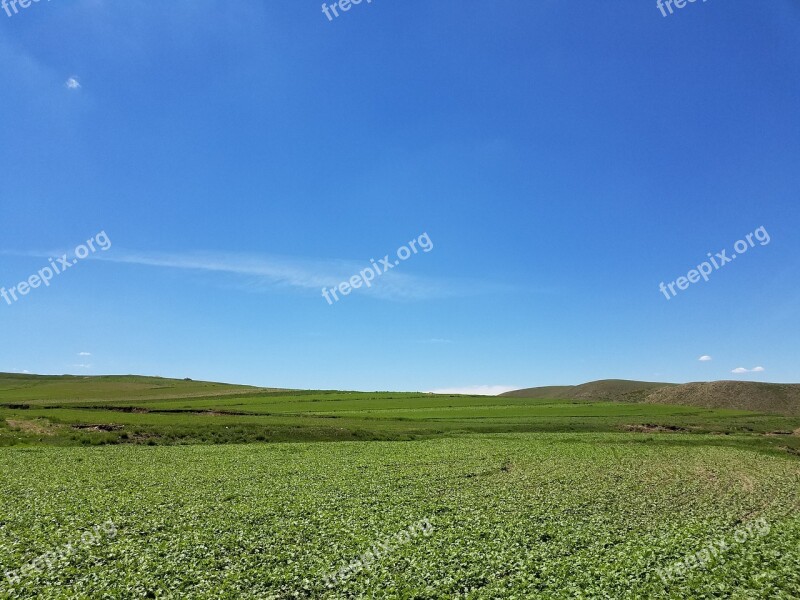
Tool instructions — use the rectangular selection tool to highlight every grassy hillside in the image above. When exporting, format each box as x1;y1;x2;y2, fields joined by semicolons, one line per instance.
502;379;800;416
500;379;674;401
645;381;800;416
0;373;278;404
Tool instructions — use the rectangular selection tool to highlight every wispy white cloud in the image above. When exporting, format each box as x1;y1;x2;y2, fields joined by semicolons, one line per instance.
698;355;712;361
731;366;765;374
78;352;92;356
72;364;92;369
65;77;81;90
426;385;517;396
88;249;506;302
421;338;453;344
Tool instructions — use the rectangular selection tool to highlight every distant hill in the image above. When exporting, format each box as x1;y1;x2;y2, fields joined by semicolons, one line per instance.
501;379;800;416
644;381;800;416
501;379;674;402
0;373;279;405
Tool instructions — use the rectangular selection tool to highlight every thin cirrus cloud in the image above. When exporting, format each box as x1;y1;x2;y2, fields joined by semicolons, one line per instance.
731;366;765;374
698;355;712;361
88;249;508;301
426;385;518;396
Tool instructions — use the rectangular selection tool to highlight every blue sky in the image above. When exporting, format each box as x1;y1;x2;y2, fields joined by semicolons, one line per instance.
1;0;798;392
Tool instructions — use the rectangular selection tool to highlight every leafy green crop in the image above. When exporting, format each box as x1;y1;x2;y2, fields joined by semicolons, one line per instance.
1;432;798;598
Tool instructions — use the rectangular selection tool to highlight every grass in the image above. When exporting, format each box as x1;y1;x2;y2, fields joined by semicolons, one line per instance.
0;373;275;404
2;383;799;455
0;433;798;598
0;376;800;599
2;375;799;597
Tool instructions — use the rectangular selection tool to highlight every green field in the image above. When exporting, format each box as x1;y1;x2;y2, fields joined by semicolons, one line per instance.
1;434;799;598
2;375;799;456
1;375;799;598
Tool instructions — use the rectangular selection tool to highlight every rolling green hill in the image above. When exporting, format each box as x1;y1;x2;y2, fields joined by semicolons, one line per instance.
500;379;673;402
0;372;279;404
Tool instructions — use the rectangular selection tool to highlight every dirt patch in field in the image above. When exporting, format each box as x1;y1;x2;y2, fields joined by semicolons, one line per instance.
72;424;124;432
6;418;58;436
794;428;800;436
109;406;150;414
75;406;150;414
623;424;689;433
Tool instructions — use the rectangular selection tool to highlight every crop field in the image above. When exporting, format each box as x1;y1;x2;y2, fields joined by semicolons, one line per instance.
2;377;800;597
1;433;799;598
2;376;799;456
